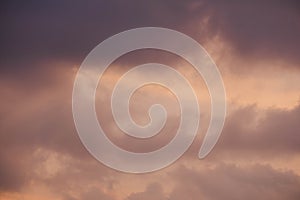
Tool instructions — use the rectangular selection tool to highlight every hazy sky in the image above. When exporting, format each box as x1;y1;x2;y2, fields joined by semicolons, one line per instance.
1;0;300;199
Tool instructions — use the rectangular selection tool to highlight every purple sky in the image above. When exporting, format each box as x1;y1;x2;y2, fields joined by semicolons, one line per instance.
1;0;300;199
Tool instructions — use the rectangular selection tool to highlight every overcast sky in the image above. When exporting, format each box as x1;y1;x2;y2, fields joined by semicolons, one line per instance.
1;0;300;199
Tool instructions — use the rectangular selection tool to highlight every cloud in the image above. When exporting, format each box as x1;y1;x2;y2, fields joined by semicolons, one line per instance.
1;0;299;72
214;103;300;157
0;153;26;192
126;183;166;200
123;163;300;200
1;1;300;199
168;163;300;200
78;187;114;200
197;0;300;66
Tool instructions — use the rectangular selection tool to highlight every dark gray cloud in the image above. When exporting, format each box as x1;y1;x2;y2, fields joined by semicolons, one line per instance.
0;0;190;69
199;0;300;66
0;153;27;192
1;0;299;102
124;163;300;200
168;163;300;200
1;0;299;73
213;103;300;157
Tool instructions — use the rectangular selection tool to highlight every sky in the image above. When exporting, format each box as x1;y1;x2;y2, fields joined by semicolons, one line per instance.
1;0;300;199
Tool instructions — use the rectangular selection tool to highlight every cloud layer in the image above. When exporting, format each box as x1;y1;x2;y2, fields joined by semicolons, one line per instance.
1;0;300;199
